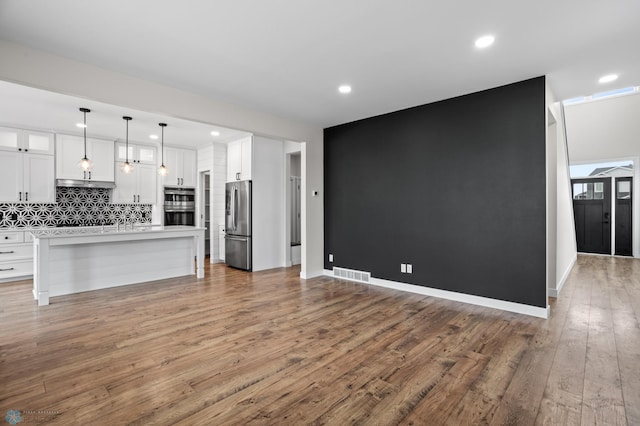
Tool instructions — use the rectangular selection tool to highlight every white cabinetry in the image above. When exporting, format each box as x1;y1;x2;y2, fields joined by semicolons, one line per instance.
115;142;156;165
0;127;55;203
0;127;55;155
163;147;196;187
56;134;115;181
114;163;157;204
227;136;252;182
0;230;33;281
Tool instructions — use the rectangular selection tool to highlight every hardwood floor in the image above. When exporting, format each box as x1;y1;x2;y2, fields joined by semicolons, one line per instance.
1;255;639;425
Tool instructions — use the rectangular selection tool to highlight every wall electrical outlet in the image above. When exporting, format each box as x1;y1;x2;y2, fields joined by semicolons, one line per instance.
401;263;407;273
329;254;334;262
407;264;413;274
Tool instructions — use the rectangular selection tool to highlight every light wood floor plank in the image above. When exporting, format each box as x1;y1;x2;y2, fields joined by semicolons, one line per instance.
1;255;639;424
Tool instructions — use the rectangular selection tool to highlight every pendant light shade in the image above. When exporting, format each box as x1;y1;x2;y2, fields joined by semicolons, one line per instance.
121;116;133;174
158;123;168;176
78;108;92;171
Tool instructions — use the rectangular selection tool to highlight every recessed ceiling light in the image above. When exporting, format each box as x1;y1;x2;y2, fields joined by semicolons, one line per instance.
149;134;159;140
76;123;86;128
338;85;352;94
475;35;495;48
210;131;220;136
598;74;618;83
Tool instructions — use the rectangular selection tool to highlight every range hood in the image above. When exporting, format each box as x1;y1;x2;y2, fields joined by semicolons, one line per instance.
56;179;116;189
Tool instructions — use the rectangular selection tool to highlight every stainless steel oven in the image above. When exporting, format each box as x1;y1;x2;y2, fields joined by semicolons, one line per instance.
164;187;195;226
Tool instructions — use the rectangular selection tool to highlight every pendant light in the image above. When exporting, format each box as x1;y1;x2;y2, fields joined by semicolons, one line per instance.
158;123;168;176
78;107;92;171
121;116;133;174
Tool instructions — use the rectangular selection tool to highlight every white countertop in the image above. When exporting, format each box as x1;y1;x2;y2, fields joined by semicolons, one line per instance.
30;225;204;240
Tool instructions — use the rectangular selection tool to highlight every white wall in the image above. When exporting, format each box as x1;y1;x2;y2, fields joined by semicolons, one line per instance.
565;93;640;258
546;107;557;301
551;102;578;296
0;39;324;277
252;136;285;271
546;80;578;298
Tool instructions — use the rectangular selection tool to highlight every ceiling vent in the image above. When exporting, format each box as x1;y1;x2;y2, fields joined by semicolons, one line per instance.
332;267;371;284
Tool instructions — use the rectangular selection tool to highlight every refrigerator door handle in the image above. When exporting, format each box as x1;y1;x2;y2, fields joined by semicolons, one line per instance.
233;187;239;231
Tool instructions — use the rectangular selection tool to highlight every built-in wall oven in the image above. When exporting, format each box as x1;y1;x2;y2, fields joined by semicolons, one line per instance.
164;187;195;226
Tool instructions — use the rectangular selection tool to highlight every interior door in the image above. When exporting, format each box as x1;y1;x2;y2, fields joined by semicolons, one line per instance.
615;177;633;256
572;177;611;254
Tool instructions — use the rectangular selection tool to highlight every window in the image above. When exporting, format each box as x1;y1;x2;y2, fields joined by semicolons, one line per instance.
617;180;631;200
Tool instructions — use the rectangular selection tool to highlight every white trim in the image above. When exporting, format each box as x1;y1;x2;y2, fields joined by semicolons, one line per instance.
300;270;324;279
323;270;548;319
549;253;577;298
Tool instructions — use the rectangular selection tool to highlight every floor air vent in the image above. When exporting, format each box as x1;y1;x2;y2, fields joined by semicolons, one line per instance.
332;267;371;284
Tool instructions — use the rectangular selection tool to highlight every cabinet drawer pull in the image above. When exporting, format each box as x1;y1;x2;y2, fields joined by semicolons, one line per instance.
0;267;15;271
19;191;22;201
25;192;29;202
0;250;15;254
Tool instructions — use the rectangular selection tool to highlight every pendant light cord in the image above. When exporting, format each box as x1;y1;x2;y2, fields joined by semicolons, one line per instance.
125;119;129;162
161;123;165;165
83;110;87;157
124;116;131;163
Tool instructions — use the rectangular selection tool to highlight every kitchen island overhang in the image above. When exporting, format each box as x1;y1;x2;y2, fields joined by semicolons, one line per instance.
32;225;205;306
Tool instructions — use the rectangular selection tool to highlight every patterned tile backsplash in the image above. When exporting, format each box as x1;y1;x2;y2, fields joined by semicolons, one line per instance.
0;187;152;229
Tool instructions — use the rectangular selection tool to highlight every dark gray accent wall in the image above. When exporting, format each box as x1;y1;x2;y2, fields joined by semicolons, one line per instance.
324;77;547;308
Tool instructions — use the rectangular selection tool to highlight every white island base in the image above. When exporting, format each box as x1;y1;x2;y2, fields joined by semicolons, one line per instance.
33;226;205;306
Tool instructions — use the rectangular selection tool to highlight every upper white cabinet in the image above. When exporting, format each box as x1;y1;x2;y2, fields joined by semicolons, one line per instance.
0;126;55;203
56;134;115;181
0;127;55;155
163;147;196;187
115;142;156;165
0;150;55;203
23;153;55;202
113;162;157;204
227;136;252;182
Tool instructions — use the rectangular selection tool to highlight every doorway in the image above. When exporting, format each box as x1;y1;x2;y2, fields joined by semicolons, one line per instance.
285;148;302;266
199;171;211;257
572;177;611;254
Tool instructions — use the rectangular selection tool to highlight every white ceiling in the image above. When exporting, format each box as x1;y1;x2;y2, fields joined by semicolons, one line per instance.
0;80;251;148
1;0;639;134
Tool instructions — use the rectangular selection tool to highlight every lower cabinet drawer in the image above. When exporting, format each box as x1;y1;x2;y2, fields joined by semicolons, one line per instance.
0;259;33;279
0;231;24;245
0;244;33;260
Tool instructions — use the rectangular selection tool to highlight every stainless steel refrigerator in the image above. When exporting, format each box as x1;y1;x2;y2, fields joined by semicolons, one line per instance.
225;180;252;270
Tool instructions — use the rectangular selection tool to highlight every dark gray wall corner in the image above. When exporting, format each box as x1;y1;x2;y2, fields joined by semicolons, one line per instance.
324;76;547;308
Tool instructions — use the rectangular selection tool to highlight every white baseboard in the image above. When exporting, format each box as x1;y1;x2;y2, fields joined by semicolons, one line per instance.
300;270;325;279
323;269;548;319
548;253;577;298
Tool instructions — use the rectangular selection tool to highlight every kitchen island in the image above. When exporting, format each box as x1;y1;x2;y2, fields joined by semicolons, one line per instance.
32;225;205;306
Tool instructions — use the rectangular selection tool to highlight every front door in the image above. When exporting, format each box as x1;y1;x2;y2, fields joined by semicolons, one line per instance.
572;178;612;254
615;177;633;256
